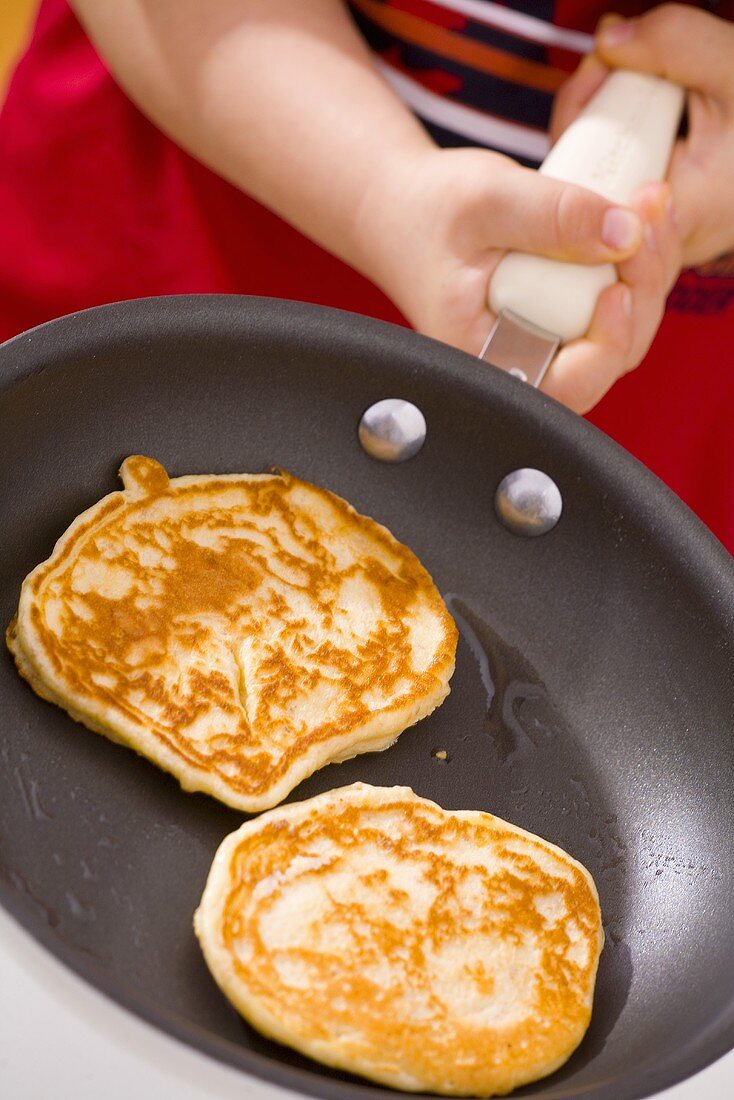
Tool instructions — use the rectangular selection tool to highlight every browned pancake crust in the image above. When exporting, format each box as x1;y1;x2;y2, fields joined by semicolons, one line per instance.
199;785;603;1095
9;458;457;808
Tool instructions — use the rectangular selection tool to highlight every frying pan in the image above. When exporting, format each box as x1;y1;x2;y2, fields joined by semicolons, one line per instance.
1;295;732;1100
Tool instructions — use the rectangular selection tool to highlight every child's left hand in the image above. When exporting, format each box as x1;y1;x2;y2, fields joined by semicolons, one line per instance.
551;3;734;268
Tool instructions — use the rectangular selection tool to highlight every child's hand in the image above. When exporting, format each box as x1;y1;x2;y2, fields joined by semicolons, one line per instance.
73;0;680;413
552;3;734;268
362;148;679;413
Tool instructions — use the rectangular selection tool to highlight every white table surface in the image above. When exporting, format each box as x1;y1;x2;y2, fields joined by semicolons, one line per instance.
1;906;732;1100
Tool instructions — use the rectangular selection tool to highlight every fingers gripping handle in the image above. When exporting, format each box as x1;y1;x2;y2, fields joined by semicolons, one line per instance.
489;257;617;345
540;70;684;202
489;71;685;343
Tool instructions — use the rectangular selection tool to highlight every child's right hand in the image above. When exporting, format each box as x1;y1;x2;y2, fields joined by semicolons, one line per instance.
71;0;679;415
358;147;680;413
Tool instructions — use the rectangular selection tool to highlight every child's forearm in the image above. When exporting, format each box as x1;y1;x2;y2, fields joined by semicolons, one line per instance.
70;0;677;417
71;0;433;290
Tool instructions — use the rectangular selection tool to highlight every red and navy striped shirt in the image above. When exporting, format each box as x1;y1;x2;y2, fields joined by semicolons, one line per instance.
349;0;734;308
350;1;734;168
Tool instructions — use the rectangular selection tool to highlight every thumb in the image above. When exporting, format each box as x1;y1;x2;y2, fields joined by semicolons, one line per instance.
487;165;642;264
596;4;734;97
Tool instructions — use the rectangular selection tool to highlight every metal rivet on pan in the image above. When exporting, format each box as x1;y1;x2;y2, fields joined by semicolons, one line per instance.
495;469;562;537
358;399;426;463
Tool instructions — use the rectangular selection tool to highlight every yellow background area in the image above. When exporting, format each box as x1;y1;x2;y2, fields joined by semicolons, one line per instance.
0;0;37;99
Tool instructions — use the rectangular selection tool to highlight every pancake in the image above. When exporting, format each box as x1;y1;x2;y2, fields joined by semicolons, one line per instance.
7;457;457;811
195;783;604;1096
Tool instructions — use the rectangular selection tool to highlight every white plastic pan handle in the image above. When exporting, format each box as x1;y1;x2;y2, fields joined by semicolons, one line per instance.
489;70;685;342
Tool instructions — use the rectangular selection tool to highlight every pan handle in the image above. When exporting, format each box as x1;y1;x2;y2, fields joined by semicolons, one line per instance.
488;70;684;345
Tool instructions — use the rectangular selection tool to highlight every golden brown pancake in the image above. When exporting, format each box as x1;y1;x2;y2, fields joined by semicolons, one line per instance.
195;783;604;1096
8;458;457;811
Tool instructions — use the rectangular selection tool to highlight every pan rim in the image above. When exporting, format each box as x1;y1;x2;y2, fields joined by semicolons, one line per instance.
1;293;732;1100
1;293;731;600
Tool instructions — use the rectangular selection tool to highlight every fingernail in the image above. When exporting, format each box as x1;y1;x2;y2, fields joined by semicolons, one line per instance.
602;207;641;251
600;20;635;47
597;12;622;32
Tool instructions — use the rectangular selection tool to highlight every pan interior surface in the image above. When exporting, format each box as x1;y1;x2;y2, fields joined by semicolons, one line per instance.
0;296;732;1100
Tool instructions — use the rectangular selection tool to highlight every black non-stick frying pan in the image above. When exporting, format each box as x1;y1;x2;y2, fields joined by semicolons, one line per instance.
1;295;733;1100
